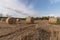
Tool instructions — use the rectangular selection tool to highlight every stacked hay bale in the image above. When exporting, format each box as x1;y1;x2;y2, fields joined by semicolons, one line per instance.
49;17;60;24
26;16;34;24
6;18;16;24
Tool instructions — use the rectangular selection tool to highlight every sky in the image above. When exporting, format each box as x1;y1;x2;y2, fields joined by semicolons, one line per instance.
0;0;60;18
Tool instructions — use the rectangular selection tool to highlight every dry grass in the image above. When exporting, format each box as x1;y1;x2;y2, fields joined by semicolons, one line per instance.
0;19;60;40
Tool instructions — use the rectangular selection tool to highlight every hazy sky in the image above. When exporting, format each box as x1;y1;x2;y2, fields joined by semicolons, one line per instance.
0;0;60;17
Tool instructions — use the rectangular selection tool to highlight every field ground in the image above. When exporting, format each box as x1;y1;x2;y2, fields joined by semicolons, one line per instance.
0;20;60;40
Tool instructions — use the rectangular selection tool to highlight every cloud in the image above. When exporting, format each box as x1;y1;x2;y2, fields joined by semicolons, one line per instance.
0;0;36;18
49;0;60;4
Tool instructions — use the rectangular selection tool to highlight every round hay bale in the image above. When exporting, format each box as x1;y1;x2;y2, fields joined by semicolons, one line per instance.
26;16;34;24
16;18;20;23
1;18;8;22
6;18;16;24
49;18;57;24
1;18;3;22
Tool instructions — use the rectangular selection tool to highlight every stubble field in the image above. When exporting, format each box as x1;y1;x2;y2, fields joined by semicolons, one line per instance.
0;20;60;40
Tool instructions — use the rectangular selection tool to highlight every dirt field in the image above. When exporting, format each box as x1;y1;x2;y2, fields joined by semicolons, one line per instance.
0;20;60;40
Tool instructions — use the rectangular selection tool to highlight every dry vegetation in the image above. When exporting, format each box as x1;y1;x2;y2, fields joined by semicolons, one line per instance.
0;17;60;40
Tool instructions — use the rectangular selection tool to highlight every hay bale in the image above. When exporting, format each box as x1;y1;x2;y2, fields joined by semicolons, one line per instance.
16;18;20;23
6;18;16;24
1;18;4;22
0;18;3;22
49;18;57;24
49;17;60;24
26;16;34;24
0;18;8;22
